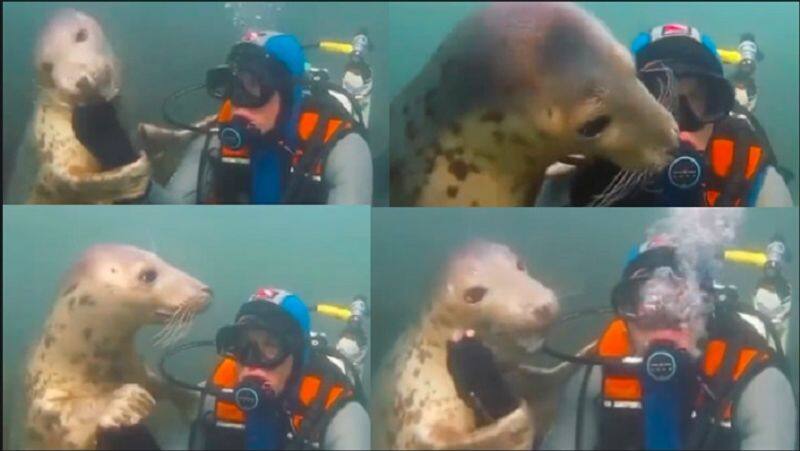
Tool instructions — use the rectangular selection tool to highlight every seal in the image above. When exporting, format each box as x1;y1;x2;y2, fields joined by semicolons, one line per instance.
24;244;212;449
373;241;591;449
7;9;150;204
390;2;679;206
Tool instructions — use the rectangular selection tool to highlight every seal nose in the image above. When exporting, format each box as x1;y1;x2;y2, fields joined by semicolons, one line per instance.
201;285;213;302
532;297;559;326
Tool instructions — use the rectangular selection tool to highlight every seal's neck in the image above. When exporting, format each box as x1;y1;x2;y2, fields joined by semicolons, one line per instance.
38;88;74;112
50;290;143;349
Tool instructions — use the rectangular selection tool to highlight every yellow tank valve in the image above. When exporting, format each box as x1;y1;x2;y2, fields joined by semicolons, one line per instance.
316;303;352;321
724;249;768;267
717;48;743;65
319;41;354;54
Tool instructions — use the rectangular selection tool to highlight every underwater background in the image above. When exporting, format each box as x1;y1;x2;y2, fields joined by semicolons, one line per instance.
2;205;371;449
371;207;799;440
2;2;390;205
389;2;800;203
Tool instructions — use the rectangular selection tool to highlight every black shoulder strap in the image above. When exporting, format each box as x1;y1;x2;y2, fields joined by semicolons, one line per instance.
282;106;332;203
731;105;776;167
282;89;364;204
291;352;358;448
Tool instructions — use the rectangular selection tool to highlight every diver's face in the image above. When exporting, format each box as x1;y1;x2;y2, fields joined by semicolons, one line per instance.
677;76;707;116
625;270;708;357
628;318;699;356
232;90;282;134
237;328;294;396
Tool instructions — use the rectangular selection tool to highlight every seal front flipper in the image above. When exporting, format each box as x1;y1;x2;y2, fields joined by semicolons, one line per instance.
413;402;535;450
32;151;151;204
98;384;156;429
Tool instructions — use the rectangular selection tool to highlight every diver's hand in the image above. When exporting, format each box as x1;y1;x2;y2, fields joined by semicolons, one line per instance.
446;329;520;422
72;101;138;170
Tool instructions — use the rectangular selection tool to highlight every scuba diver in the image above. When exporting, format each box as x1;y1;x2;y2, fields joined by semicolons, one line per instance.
540;24;794;207
539;236;798;450
194;287;369;449
331;295;369;381
148;30;373;205
157;287;371;450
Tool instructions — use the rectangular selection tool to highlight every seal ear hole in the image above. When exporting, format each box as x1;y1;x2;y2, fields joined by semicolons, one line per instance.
138;268;158;284
516;259;526;272
577;115;611;139
75;28;88;43
463;286;488;304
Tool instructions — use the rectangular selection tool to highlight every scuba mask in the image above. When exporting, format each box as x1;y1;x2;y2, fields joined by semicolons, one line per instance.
206;42;291;108
633;266;700;327
215;317;303;370
638;61;735;132
613;247;712;327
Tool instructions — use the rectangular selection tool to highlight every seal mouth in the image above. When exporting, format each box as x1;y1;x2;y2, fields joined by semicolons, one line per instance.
515;334;545;354
154;309;175;322
151;293;212;347
153;294;211;322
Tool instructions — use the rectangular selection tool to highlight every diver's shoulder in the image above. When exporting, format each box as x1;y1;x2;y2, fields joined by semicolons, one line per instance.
754;166;794;207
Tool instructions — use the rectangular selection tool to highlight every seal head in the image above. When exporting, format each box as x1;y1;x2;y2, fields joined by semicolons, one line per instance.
35;9;120;106
434;241;559;358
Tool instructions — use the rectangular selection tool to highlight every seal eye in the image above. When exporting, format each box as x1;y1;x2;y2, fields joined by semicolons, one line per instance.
139;268;157;284
463;286;488;304
516;259;526;271
75;29;88;43
577;115;611;139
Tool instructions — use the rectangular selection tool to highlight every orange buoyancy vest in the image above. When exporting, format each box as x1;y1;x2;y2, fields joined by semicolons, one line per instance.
211;94;357;204
596;317;774;449
701;115;768;207
208;355;355;449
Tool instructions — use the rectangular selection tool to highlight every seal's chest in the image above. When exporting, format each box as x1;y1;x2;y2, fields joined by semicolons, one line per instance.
35;104;102;175
409;110;545;206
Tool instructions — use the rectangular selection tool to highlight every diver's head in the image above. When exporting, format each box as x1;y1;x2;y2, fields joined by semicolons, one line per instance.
612;238;713;356
216;287;310;399
632;24;734;132
207;31;306;135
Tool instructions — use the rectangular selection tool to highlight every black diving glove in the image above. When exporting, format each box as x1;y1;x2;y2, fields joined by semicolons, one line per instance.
72;100;139;170
446;332;520;423
96;423;161;450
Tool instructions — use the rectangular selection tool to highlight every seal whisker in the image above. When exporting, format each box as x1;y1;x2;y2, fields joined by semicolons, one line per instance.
167;303;196;346
169;307;192;345
159;305;188;347
153;306;182;346
175;310;198;345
